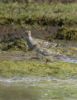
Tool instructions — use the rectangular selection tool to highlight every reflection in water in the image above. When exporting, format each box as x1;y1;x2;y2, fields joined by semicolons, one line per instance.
59;55;77;63
0;77;77;100
0;83;40;100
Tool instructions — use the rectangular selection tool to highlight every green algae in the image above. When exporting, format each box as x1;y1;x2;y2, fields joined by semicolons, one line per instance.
0;60;77;78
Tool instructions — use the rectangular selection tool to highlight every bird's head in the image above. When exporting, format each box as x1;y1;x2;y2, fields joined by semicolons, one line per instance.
25;30;32;37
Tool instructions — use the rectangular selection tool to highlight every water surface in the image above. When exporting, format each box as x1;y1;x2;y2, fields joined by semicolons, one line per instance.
0;77;77;100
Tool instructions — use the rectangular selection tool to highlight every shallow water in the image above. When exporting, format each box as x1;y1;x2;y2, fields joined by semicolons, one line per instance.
56;55;77;63
0;77;77;100
0;40;77;100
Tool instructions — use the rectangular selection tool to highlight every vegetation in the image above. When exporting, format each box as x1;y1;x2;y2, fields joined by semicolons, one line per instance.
55;27;77;40
0;38;28;51
0;2;77;78
0;3;77;26
0;0;76;3
0;3;76;40
0;2;77;100
0;60;77;78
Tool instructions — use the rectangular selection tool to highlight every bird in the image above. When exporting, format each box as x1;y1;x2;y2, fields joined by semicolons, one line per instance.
25;30;52;57
25;30;37;50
